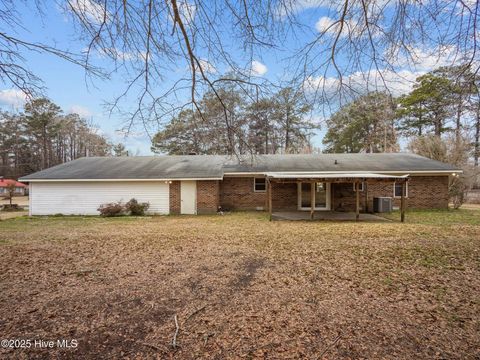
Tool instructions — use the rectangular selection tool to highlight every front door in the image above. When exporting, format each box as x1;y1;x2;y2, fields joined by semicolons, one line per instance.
181;181;197;214
298;182;331;210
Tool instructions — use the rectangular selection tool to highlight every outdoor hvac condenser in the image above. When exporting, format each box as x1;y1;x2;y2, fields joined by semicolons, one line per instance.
373;197;393;213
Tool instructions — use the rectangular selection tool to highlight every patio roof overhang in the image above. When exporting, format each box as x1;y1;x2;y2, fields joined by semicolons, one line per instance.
264;172;409;181
265;172;409;223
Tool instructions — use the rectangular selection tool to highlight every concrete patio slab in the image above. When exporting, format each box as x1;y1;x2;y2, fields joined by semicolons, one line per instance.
271;211;389;222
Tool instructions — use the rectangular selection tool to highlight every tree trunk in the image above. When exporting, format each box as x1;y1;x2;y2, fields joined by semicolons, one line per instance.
455;101;462;144
42;121;48;169
265;129;269;154
285;108;290;152
434;114;442;137
475;104;480;167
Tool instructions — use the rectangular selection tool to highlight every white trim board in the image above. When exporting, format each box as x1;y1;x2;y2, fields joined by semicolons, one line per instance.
21;177;223;182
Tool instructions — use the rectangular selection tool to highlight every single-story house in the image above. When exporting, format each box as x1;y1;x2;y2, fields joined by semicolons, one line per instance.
0;178;28;196
19;153;461;220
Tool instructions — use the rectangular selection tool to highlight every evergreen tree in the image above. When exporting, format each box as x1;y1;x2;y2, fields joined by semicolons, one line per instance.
397;73;455;137
323;92;398;153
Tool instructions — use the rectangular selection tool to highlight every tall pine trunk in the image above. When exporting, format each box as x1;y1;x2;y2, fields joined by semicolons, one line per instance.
475;104;480;167
455;101;462;144
284;106;291;152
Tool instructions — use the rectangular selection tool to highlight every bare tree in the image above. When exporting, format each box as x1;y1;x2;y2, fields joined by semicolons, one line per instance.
0;1;478;150
0;1;105;98
5;183;15;206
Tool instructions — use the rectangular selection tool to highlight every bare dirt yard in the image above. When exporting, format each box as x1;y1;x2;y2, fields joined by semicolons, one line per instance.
0;195;29;207
0;210;479;359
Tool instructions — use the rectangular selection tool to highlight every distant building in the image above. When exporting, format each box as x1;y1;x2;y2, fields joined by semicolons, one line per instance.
0;178;28;196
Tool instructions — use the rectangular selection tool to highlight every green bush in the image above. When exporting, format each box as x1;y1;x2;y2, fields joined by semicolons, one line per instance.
97;202;125;217
125;198;150;216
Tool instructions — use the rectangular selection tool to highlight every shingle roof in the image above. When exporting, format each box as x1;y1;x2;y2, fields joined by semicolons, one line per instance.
223;153;459;173
20;156;226;180
19;153;460;181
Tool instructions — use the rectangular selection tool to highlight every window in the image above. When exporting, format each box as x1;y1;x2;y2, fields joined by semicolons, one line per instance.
316;182;324;192
353;182;364;192
15;187;22;192
254;178;266;192
394;182;408;197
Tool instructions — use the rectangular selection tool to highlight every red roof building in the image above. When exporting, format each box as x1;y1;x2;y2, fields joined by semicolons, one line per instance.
0;178;27;195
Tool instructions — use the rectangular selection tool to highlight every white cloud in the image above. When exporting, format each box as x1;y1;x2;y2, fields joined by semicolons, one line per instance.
303;43;463;100
396;45;459;71
315;16;336;33
304;68;422;98
0;89;27;108
179;1;196;24
114;129;146;139
166;1;196;25
251;60;268;76
69;105;92;118
197;59;216;74
315;16;373;38
276;0;327;18
278;0;393;18
68;0;108;25
92;47;145;61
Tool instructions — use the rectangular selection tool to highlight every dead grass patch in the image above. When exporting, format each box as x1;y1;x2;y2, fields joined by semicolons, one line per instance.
0;211;479;359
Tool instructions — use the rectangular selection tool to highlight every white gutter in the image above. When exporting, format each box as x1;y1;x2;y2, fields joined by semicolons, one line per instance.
265;172;409;179
224;170;462;176
20;177;224;182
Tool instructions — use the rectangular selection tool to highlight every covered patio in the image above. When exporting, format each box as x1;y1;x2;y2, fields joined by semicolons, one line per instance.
265;172;409;222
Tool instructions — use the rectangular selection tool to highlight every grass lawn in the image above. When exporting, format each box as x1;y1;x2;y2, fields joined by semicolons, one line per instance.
0;210;479;359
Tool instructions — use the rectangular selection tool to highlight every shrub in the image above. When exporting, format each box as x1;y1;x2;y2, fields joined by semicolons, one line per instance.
1;204;22;212
97;201;125;217
125;198;150;216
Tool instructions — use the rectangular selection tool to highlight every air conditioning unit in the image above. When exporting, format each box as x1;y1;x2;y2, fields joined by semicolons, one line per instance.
373;197;393;213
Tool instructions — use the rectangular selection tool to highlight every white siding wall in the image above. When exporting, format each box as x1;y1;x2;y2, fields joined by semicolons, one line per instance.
30;181;169;215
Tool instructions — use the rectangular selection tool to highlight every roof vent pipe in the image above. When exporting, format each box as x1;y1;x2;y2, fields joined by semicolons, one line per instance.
334;160;338;165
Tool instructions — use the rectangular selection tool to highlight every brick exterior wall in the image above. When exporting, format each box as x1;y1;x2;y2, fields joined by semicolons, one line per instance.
332;182;366;212
272;182;297;210
219;177;266;210
169;181;181;214
170;175;449;214
396;175;449;209
332;176;449;211
197;180;220;214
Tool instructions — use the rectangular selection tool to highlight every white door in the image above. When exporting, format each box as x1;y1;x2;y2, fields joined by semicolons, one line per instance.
181;181;197;214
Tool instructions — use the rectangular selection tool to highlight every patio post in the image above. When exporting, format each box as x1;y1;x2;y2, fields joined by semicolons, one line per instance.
401;180;406;223
355;181;360;221
364;181;369;213
310;181;315;220
267;178;272;221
